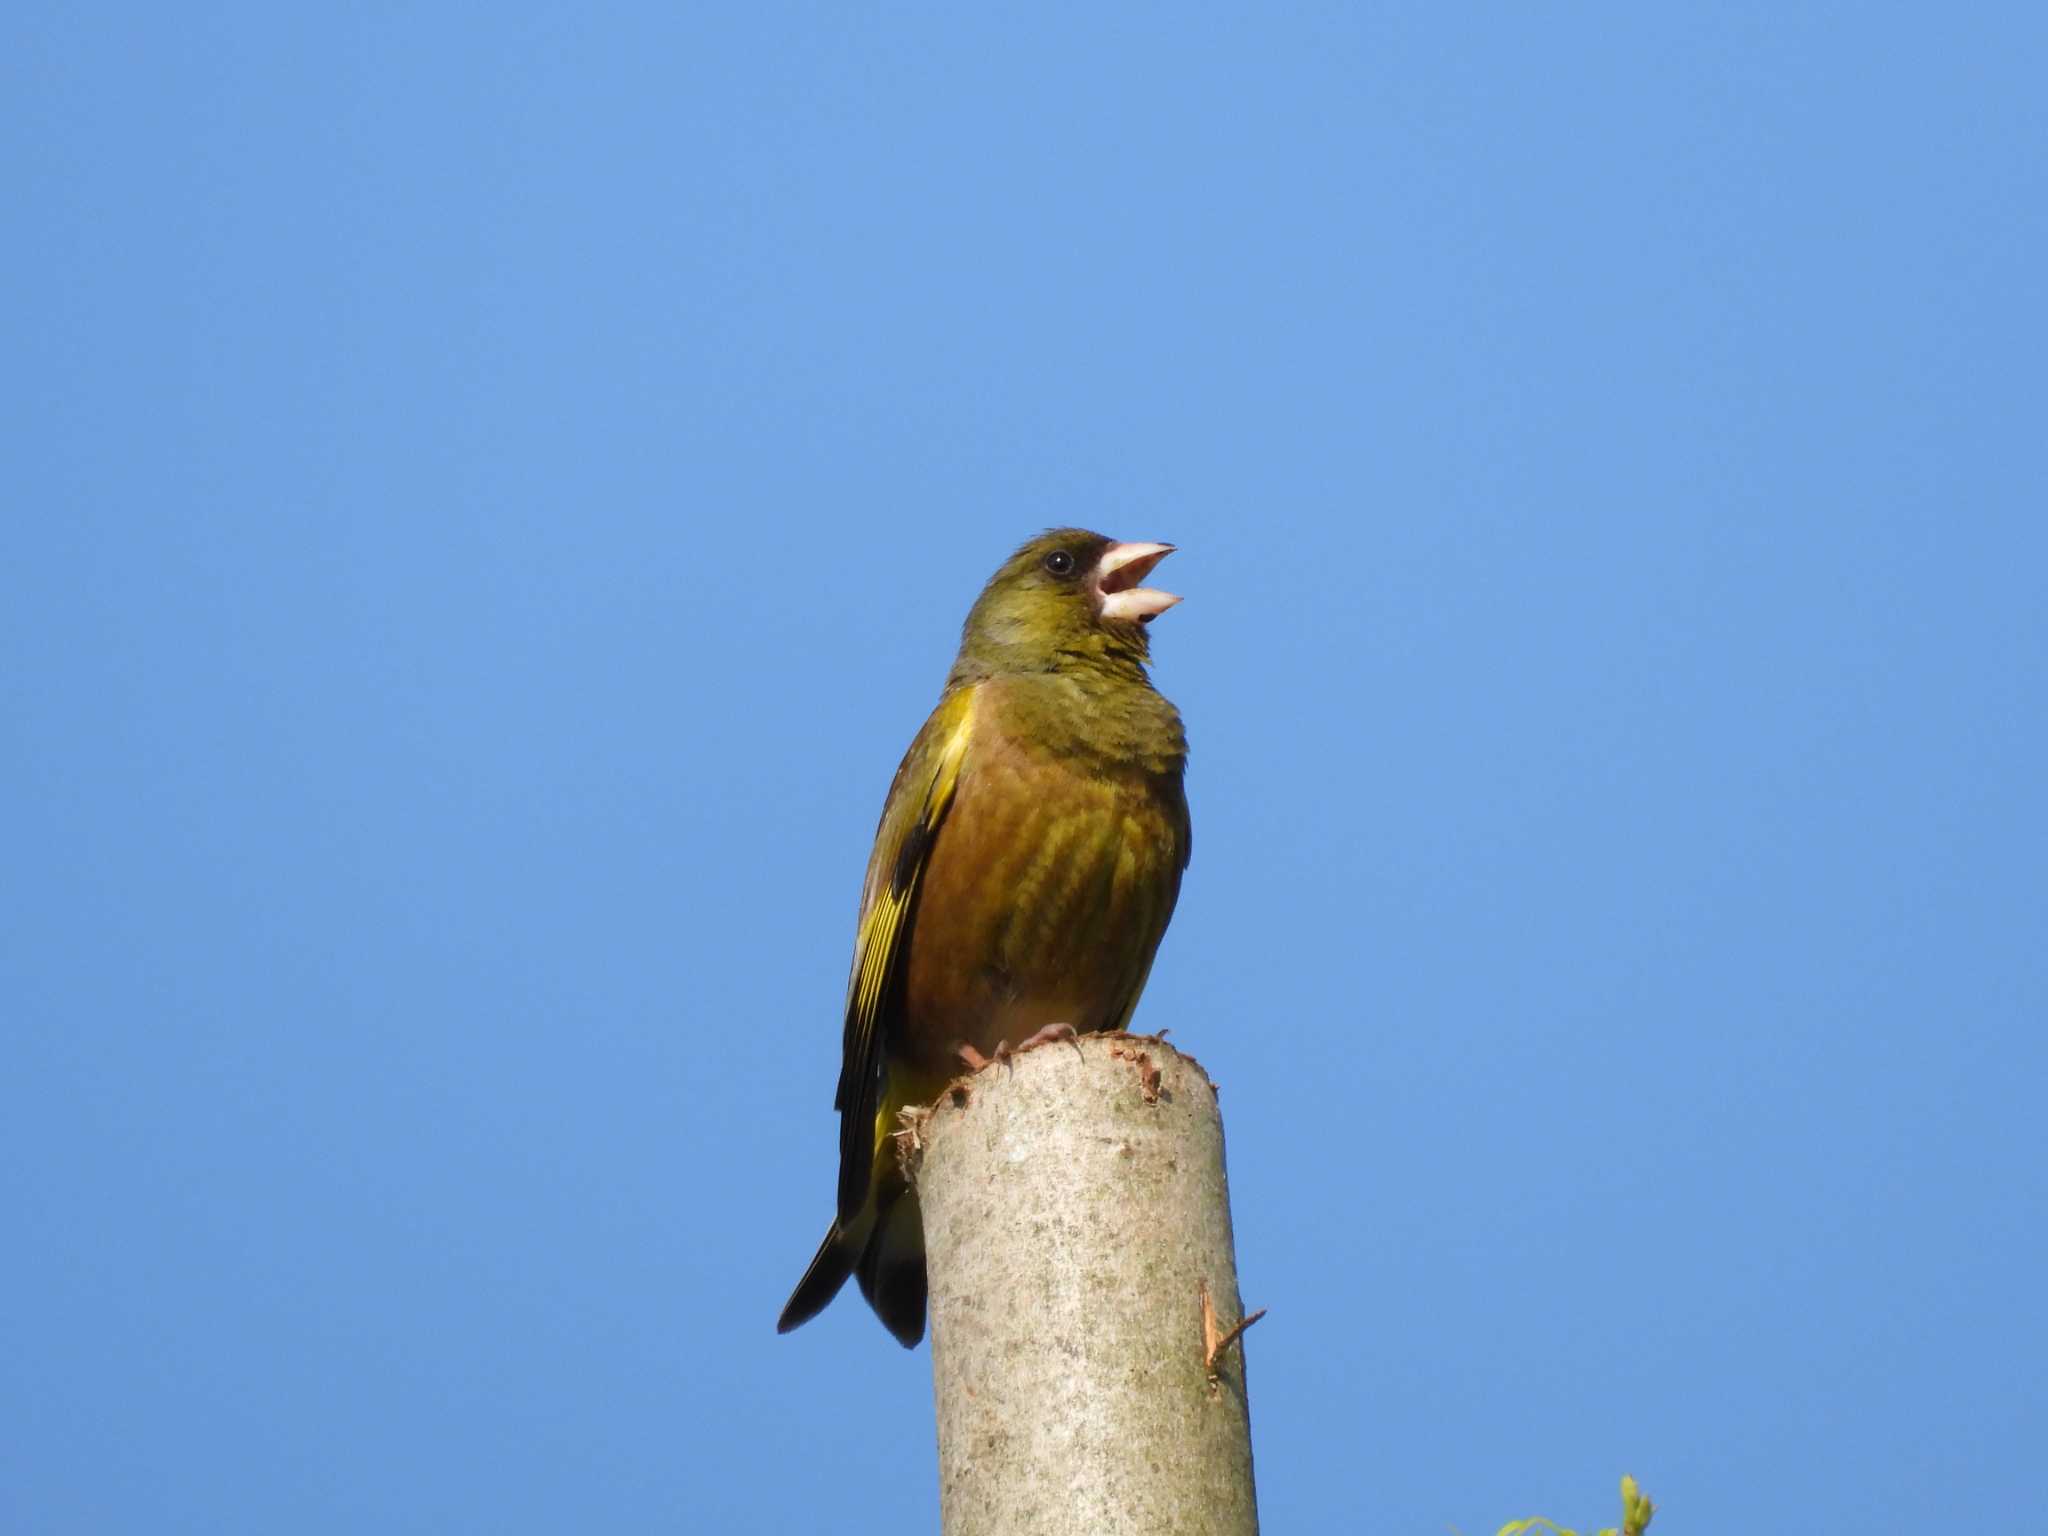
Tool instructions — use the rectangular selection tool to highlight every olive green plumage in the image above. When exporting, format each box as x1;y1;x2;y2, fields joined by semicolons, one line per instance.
777;529;1191;1347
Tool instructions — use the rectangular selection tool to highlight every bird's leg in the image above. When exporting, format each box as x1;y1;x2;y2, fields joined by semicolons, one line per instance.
972;1039;1022;1076
1013;1021;1083;1057
957;1024;1083;1078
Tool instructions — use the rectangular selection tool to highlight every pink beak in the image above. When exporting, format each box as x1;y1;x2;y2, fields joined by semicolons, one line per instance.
1095;542;1181;624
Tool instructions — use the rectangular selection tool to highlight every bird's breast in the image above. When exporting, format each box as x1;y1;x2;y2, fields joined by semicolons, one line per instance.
896;698;1186;1081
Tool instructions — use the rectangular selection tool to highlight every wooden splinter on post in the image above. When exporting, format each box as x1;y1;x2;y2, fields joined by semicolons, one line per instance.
1202;1282;1269;1389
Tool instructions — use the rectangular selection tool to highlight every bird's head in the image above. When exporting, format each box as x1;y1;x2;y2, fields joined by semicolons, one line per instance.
954;529;1180;677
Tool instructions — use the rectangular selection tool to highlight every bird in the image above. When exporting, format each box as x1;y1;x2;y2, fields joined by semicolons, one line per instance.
776;529;1192;1348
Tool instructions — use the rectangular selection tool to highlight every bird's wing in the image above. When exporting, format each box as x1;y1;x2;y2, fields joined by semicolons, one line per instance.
832;684;978;1221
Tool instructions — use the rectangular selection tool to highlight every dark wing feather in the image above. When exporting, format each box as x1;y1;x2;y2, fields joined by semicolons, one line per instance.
833;685;977;1221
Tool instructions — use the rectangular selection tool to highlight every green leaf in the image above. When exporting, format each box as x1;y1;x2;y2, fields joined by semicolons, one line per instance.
1619;1475;1655;1536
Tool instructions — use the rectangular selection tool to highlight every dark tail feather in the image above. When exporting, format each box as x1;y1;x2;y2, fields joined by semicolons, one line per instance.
777;1222;857;1335
855;1187;927;1349
777;1185;928;1348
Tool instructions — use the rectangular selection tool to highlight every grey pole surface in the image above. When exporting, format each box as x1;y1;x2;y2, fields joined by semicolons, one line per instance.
908;1033;1261;1536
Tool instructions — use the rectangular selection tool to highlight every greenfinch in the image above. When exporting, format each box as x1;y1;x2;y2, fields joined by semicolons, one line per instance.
777;529;1192;1347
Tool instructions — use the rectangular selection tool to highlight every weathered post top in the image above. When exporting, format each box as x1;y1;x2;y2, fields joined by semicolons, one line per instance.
908;1033;1261;1536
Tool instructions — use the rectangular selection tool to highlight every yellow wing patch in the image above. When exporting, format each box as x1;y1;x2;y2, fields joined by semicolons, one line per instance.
833;686;977;1221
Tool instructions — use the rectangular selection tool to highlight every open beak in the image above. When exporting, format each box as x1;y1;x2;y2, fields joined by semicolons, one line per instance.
1095;541;1181;624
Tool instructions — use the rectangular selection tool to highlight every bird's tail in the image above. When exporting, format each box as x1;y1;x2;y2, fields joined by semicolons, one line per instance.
776;1179;927;1348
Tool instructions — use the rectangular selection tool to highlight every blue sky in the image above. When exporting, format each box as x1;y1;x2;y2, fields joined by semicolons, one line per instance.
5;5;2044;1531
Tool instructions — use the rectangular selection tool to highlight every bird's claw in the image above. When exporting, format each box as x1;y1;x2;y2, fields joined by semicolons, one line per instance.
1015;1021;1082;1056
956;1023;1079;1077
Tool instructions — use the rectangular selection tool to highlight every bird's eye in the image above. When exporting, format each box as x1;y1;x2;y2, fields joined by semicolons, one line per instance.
1042;549;1078;578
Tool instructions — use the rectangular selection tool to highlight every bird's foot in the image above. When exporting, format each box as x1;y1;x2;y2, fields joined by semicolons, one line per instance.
1014;1021;1083;1057
955;1024;1080;1078
957;1039;1022;1077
